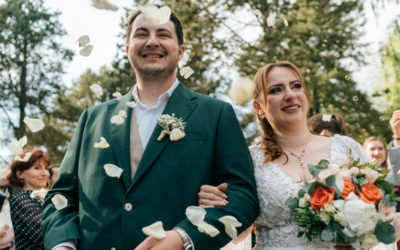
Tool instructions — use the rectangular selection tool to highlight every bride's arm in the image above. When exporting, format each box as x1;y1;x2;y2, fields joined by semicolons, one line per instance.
231;226;252;244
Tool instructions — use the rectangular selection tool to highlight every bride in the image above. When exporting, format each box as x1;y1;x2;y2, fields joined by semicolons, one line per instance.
197;61;372;250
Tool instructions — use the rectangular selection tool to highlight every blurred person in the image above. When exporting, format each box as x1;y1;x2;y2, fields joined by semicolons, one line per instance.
308;113;350;137
0;192;14;250
47;165;60;189
0;166;11;211
389;110;400;185
363;137;388;169
7;149;50;250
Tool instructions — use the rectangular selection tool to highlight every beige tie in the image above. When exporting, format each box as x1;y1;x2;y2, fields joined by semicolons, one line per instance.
130;108;144;180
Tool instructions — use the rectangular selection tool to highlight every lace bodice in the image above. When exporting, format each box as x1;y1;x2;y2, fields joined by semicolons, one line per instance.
251;135;371;250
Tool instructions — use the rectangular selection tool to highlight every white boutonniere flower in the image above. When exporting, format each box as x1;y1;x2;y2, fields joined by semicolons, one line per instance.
156;114;186;141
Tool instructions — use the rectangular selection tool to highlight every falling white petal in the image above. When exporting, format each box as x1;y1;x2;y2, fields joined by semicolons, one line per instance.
170;128;185;141
322;114;332;122
228;77;256;105
30;188;48;199
52;194;68;210
79;45;94;57
8;136;27;155
267;13;276;27
127;101;137;108
142;221;166;239
91;0;118;11
282;16;288;27
15;152;32;162
24;118;45;133
76;35;90;47
140;5;171;25
118;110;127;118
19;136;27;147
234;46;243;55
180;66;194;79
186;206;206;226
219;216;242;240
198;221;220;237
113;91;122;100
111;115;124;125
94;137;110;148
90;84;103;97
251;9;261;15
104;164;124;178
127;11;134;21
222;4;228;10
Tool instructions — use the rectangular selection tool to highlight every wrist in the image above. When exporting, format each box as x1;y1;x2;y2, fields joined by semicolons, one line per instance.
173;227;192;250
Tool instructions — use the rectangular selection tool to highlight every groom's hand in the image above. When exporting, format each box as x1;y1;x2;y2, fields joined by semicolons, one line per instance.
135;230;183;250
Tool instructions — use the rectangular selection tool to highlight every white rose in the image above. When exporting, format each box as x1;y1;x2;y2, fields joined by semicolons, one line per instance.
318;169;333;184
360;233;379;249
323;203;336;213
360;168;378;184
378;200;396;221
304;193;310;201
348;167;360;175
328;164;340;174
319;212;331;225
339;168;352;179
299;197;307;208
333;213;341;223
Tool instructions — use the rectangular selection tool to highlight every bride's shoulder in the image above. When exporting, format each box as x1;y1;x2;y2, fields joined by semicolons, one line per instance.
331;134;360;146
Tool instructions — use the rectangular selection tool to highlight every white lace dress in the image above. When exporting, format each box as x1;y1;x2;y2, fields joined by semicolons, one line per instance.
250;134;371;250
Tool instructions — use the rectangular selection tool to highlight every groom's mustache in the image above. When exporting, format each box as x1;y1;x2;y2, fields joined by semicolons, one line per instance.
138;49;167;56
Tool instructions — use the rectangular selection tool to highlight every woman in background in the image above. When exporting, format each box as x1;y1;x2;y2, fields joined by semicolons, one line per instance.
308;113;350;137
363;136;388;169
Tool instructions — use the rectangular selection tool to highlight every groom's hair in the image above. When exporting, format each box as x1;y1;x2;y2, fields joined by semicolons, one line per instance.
126;6;184;46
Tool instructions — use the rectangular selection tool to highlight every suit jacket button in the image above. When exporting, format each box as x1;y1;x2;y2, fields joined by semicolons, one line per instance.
111;248;116;250
124;203;133;211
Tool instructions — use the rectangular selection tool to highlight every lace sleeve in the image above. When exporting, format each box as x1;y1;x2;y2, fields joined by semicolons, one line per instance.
333;135;371;164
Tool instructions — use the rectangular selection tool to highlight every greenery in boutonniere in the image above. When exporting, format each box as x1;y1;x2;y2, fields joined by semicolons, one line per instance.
157;114;186;141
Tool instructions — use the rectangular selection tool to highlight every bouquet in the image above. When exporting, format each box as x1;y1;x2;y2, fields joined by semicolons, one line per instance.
285;151;400;249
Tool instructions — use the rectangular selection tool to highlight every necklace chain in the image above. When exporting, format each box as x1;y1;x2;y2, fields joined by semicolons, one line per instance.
284;140;310;169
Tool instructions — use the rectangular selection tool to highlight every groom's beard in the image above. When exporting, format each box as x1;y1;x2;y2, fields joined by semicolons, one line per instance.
133;52;179;83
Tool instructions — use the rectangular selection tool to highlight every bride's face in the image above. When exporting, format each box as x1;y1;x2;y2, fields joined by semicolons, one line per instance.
263;67;309;128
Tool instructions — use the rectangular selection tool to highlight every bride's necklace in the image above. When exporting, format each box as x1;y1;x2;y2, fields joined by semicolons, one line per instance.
284;139;310;169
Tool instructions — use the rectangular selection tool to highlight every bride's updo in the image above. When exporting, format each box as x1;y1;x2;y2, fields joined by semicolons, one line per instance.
253;61;310;163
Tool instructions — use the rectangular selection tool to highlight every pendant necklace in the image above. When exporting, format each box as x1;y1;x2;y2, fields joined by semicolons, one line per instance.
285;139;310;169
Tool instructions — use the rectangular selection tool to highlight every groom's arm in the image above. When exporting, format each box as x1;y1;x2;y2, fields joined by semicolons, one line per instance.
42;110;88;249
176;102;260;250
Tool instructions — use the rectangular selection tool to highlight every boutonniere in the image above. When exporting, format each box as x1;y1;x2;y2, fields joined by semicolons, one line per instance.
157;114;186;141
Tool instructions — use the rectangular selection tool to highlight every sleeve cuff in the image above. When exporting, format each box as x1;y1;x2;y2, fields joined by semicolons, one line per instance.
0;189;7;197
51;240;77;250
389;141;400;149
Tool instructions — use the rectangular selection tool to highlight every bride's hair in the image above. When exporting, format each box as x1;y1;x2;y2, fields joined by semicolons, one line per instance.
253;61;310;163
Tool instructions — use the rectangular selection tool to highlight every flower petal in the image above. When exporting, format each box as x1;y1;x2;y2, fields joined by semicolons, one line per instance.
19;136;28;147
180;66;194;79
90;84;103;97
24;118;45;133
8;136;27;155
322;114;332;122
219;216;242;240
234;46;243;55
51;194;68;210
104;164;123;178
15;152;32;162
30;188;48;199
127;101;137;108
113;91;122;100
228;77;256;105
282;16;288;26
186;206;206;226
91;0;118;11
79;45;94;57
140;5;171;25
110;115;124;125
170;128;185;141
267;13;276;27
76;35;90;47
142;221;166;239
94;137;110;148
198;221;220;237
119;110;127;118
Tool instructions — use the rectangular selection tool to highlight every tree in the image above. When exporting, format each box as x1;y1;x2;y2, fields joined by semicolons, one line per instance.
0;0;74;142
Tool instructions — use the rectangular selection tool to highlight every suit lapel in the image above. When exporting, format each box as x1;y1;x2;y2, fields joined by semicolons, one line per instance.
129;83;198;190
107;88;134;190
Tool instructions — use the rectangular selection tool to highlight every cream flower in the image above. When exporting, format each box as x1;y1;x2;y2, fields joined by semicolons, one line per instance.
339;168;352;179
180;66;194;79
104;164;123;178
24;118;45;133
110;115;124;125
267;13;276;27
76;35;90;47
90;84;103;97
94;137;110;148
360;233;379;249
299;197;307;208
393;213;400;241
318;169;334;184
322;114;332;122
142;221;166;239
113;91;122;100
319;211;331;225
30;188;48;199
322;203;336;213
198;221;220;237
51;194;68;210
349;167;360;175
378;200;396;221
79;45;94;57
186;206;206;227
228;77;256;105
119;110;127;118
219;216;242;240
360;168;378;184
8;136;27;155
127;101;137;108
170;128;185;141
15;152;32;162
140;5;171;25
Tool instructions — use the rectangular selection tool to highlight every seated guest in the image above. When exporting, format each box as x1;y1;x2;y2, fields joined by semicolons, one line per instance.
308;113;350;137
7;149;50;250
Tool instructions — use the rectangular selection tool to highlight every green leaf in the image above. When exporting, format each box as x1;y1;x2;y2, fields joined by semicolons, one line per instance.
286;197;299;212
321;225;335;242
384;194;397;207
306;231;312;241
297;231;305;238
318;159;329;168
298;189;306;198
308;182;317;195
378;180;395;195
374;222;396;244
360;178;369;186
385;171;395;185
326;174;344;199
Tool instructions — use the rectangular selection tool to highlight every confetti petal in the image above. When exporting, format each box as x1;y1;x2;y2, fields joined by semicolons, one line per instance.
267;13;276;27
180;66;194;79
282;16;288;26
142;221;166;239
251;9;261;15
8;136;27;155
51;194;68;210
24;118;45;133
15;152;32;162
91;0;118;11
186;206;206;226
228;77;256;105
30;188;48;199
113;91;122;100
223;4;228;10
119;110;127;118
80;45;94;57
76;35;90;47
140;5;171;25
198;221;220;237
90;84;103;97
111;115;124;125
219;216;242;240
322;114;332;122
104;164;124;178
170;128;185;141
234;46;244;55
94;137;110;148
127;101;137;108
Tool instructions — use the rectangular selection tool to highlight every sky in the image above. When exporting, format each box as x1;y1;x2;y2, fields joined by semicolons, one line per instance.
0;0;399;163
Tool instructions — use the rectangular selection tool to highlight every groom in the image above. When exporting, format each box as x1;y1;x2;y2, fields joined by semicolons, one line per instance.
42;6;259;250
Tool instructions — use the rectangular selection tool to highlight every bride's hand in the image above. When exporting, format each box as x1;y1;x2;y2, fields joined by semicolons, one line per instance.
198;183;229;208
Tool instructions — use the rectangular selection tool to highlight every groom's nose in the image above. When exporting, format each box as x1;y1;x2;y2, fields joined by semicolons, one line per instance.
145;32;160;48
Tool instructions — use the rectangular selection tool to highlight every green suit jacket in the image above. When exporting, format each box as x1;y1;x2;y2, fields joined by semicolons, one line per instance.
42;83;260;250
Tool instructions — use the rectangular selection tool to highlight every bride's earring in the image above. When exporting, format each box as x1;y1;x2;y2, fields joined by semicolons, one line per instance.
258;110;266;119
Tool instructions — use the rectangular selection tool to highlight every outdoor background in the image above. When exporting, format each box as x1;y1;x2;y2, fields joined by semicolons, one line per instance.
1;0;400;166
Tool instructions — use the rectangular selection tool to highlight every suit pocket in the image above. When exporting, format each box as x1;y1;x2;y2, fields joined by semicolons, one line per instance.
180;131;208;141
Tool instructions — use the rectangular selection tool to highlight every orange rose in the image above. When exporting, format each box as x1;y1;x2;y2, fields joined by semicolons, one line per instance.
341;178;356;199
310;186;335;211
359;183;383;204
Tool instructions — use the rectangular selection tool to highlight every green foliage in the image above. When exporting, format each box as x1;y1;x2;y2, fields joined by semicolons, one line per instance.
374;221;396;244
286;196;299;212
